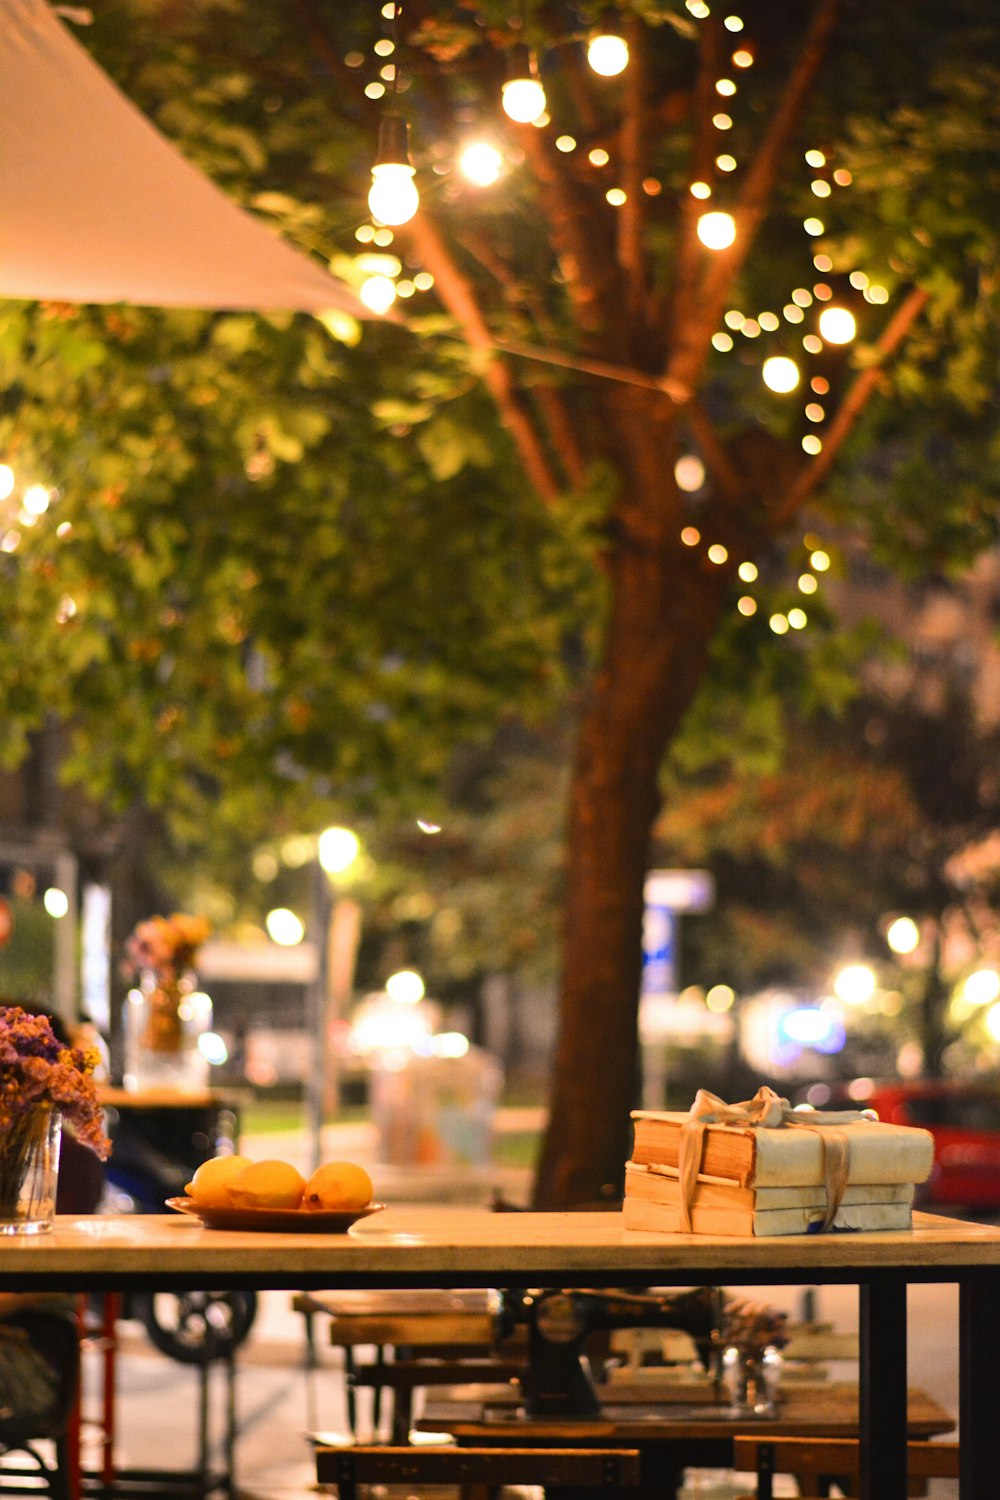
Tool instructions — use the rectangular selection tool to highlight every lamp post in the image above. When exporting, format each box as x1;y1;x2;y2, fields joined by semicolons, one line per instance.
304;827;361;1172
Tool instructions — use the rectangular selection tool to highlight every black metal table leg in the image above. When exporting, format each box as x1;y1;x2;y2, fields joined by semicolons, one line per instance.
959;1270;1000;1500
859;1278;908;1500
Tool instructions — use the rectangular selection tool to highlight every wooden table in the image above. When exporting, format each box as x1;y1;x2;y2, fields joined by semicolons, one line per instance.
0;1206;997;1500
417;1379;956;1498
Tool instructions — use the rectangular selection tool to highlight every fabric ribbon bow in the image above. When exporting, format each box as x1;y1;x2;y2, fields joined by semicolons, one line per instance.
678;1085;877;1233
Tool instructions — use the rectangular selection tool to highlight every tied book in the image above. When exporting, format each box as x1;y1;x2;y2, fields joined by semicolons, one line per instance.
624;1161;916;1214
621;1189;914;1238
629;1110;934;1189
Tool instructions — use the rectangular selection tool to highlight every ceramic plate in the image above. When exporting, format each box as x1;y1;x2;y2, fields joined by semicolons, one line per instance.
165;1197;386;1233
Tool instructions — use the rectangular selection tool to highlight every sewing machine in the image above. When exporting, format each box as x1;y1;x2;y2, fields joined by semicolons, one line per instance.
500;1285;721;1416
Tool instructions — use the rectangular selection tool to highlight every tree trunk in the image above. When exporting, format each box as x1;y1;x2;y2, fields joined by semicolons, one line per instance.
532;399;729;1208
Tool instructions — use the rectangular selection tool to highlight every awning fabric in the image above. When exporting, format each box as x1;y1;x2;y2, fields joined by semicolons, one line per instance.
0;0;369;316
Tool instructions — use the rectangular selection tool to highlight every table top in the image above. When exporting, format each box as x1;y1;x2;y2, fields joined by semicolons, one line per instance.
418;1381;955;1443
0;1207;998;1291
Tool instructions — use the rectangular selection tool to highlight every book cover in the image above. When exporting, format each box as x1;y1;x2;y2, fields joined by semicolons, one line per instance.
629;1111;934;1188
624;1161;916;1212
621;1192;914;1238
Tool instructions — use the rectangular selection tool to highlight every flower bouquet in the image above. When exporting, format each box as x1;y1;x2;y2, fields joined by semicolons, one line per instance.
0;1006;111;1232
124;913;211;1056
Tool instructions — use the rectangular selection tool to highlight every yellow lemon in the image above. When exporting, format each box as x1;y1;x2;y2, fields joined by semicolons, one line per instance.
228;1159;306;1210
304;1160;374;1212
185;1154;253;1209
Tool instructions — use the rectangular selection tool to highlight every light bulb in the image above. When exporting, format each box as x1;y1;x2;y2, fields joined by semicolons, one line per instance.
368;113;419;226
368;163;419;225
696;210;736;249
502;75;547;123
359;274;397;314
762;355;800;393
818;306;857;344
587;32;629;76
459;141;504;186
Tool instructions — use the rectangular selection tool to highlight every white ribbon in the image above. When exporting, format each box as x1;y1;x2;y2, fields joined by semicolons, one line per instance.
678;1085;878;1233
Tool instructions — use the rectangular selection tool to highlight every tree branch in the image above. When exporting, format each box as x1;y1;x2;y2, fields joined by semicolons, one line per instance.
771;285;931;526
684;398;744;501
665;0;842;393
405;213;563;503
617;14;649;325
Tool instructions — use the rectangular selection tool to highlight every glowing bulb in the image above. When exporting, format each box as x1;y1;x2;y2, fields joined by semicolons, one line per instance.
762;355;800;393
318;826;361;874
386;969;425;1004
697;210;736;249
22;484;50;515
675;454;705;492
964;969;1000;1006
707;543;728;564
0;465;14;500
737;596;756;615
368;162;419;225
818;306;857;344
502;75;547;124
359;274;398;314
459;141;503;186
266;908;306;945
834;963;877;1005
886;917;920;955
587;31;629;76
738;561;757;582
43;888;69;919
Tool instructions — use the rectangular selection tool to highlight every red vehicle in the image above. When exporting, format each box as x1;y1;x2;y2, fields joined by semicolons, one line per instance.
809;1079;1000;1213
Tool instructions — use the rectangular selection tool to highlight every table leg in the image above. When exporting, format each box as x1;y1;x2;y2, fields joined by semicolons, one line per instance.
858;1278;908;1500
959;1273;1000;1500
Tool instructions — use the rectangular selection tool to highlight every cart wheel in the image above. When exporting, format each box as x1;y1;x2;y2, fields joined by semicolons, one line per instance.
132;1289;258;1364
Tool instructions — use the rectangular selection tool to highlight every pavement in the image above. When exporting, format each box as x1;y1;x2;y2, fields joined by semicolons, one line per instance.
65;1113;959;1500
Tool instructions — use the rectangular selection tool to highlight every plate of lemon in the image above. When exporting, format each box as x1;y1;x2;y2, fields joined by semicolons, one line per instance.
168;1156;385;1232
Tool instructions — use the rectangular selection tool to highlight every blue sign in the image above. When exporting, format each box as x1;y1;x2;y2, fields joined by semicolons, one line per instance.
642;904;677;995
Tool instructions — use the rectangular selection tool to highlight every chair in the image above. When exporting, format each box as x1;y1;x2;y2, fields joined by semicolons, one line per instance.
732;1433;960;1499
315;1441;641;1498
0;1309;81;1500
293;1289;527;1442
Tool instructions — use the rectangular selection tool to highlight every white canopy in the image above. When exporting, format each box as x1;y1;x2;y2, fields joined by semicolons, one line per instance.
0;0;368;316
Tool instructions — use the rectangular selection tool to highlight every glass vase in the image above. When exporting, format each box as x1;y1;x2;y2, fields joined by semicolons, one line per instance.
124;969;212;1093
0;1107;62;1234
721;1342;782;1417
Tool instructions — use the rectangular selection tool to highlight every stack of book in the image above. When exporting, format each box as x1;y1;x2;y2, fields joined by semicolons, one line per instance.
622;1108;935;1237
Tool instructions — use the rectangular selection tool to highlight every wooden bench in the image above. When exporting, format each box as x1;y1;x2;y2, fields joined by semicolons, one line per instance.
733;1433;960;1499
315;1441;641;1498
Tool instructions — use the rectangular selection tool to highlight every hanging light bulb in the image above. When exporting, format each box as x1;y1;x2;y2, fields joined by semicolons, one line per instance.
368;113;419;225
502;44;547;124
696;210;736;249
587;13;629;77
762;355;801;393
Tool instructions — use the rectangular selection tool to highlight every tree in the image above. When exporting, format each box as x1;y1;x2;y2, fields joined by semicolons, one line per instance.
0;0;997;1204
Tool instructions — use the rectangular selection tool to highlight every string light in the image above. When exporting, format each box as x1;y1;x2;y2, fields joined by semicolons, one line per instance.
587;18;629;77
738;561;758;582
368;5;419;226
798;574;818;594
690;181;712;199
738;596;757;616
502;45;547;124
459;141;504;186
769;614;789;634
359;274;398;314
675;454;706;491
707;544;728;564
810;549;830;571
803;217;825;236
681;527;702;546
697;210;736;249
788;608;807;629
762;355;800;393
